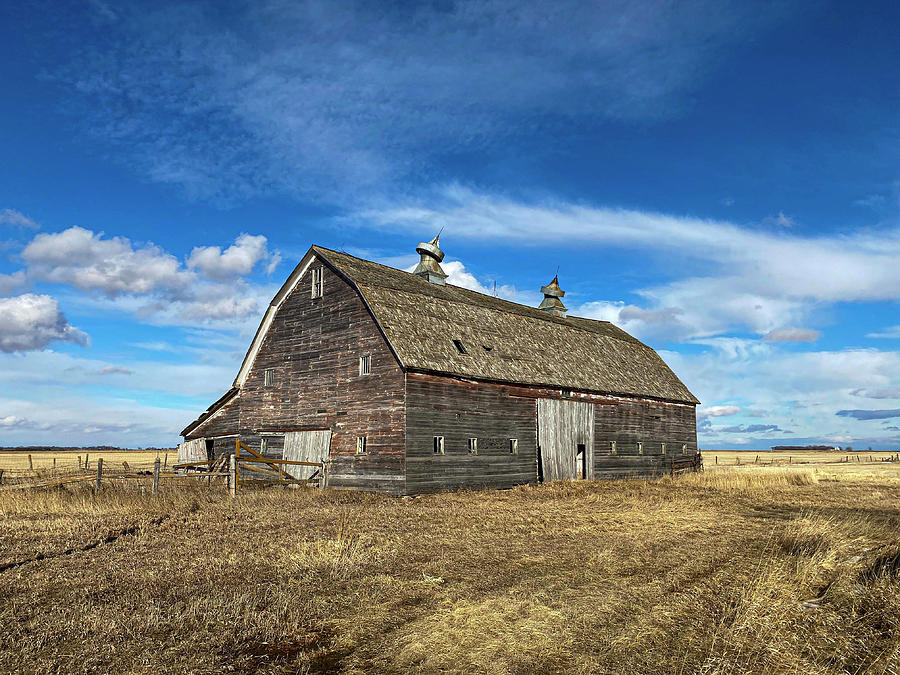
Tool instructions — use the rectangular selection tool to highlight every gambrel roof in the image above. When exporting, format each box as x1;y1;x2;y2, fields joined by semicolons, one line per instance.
310;246;698;404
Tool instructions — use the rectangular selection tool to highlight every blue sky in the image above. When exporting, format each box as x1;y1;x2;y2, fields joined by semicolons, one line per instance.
2;0;900;449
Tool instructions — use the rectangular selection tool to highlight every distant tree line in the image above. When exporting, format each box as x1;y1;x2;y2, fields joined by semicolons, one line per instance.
0;445;176;453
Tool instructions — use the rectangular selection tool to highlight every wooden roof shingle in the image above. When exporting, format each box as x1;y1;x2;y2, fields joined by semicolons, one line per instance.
315;247;699;404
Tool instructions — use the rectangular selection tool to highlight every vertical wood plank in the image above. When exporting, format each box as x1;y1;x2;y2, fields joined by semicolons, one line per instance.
229;454;237;497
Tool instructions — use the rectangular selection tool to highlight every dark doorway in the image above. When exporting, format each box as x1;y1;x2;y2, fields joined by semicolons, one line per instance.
576;443;586;480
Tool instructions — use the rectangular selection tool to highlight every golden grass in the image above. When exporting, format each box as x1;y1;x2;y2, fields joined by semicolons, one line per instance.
0;449;167;476
0;470;898;673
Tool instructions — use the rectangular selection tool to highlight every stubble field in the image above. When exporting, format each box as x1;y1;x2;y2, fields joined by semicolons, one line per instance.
0;453;898;673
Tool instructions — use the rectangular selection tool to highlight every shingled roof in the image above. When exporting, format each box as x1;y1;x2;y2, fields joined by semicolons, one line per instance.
314;246;698;404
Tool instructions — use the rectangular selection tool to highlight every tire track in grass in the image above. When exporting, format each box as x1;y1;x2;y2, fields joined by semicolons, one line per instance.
0;514;172;573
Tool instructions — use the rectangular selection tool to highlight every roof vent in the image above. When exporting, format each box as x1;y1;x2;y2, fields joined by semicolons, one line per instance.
413;235;448;285
538;275;567;318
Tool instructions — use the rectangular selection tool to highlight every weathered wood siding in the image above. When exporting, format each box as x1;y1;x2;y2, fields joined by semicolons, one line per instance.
177;438;207;464
537;399;594;481
593;398;697;479
405;373;538;494
283;430;331;479
187;257;407;494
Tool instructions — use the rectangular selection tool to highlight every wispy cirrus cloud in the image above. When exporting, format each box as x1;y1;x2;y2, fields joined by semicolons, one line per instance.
361;185;900;340
51;0;791;201
0;209;40;229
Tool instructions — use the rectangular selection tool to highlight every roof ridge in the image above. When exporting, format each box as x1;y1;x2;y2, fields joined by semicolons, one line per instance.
313;245;646;345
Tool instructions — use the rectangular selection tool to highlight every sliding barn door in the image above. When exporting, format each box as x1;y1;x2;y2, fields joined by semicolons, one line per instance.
282;430;332;479
537;399;594;481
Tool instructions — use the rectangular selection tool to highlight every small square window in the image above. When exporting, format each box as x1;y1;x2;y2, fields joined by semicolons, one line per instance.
661;443;666;456
359;354;371;376
452;339;467;354
637;442;644;455
260;437;268;454
467;438;478;455
433;436;445;455
356;436;367;454
509;438;518;455
264;368;275;387
311;266;324;298
610;440;617;455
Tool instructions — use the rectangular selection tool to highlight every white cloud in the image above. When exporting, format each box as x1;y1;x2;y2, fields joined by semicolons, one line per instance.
867;325;900;339
0;270;26;294
187;233;273;280
23;226;188;296
763;327;821;343
0;209;39;229
665;344;900;446
0;294;89;353
362;186;900;339
700;405;741;418
19;227;276;324
98;365;133;375
55;1;790;200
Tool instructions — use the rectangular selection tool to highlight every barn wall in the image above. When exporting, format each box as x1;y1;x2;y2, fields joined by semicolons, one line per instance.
188;256;407;494
593;398;697;479
405;373;539;494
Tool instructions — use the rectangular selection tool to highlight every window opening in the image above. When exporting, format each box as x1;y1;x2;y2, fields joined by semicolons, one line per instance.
311;266;324;298
359;354;371;375
264;368;275;387
433;436;445;455
453;339;468;354
356;436;367;454
467;438;478;455
509;438;519;455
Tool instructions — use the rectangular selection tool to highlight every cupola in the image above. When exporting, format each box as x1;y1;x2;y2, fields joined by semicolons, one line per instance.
538;275;567;317
413;234;448;285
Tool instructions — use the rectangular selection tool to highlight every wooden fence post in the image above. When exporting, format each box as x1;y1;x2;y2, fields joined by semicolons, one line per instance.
163;453;167;468
78;455;82;470
94;458;103;494
0;469;4;485
152;458;160;494
320;460;327;489
28;454;33;471
229;454;237;497
85;454;90;470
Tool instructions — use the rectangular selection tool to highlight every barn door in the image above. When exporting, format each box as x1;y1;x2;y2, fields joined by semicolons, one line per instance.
537;399;594;481
282;430;332;479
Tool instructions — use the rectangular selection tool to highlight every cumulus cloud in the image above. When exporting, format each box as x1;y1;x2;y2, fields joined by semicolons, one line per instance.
0;209;39;229
763;328;822;343
700;405;741;418
0;294;89;353
836;409;900;421
187;233;274;280
19;227;275;324
23;226;187;296
0;270;26;294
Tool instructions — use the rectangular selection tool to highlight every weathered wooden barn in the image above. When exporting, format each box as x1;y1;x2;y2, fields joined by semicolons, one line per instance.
180;237;699;495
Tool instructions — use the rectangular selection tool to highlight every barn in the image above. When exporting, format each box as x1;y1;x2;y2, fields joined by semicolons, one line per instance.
180;236;700;495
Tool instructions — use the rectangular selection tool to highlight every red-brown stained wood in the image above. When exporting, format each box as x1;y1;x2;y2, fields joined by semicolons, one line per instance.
187;257;407;493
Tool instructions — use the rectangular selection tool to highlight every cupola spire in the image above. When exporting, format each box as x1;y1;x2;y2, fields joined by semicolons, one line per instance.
413;234;448;285
538;275;567;317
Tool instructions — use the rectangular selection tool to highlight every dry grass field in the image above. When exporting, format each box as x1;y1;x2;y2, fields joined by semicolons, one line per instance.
0;449;168;477
0;456;898;673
